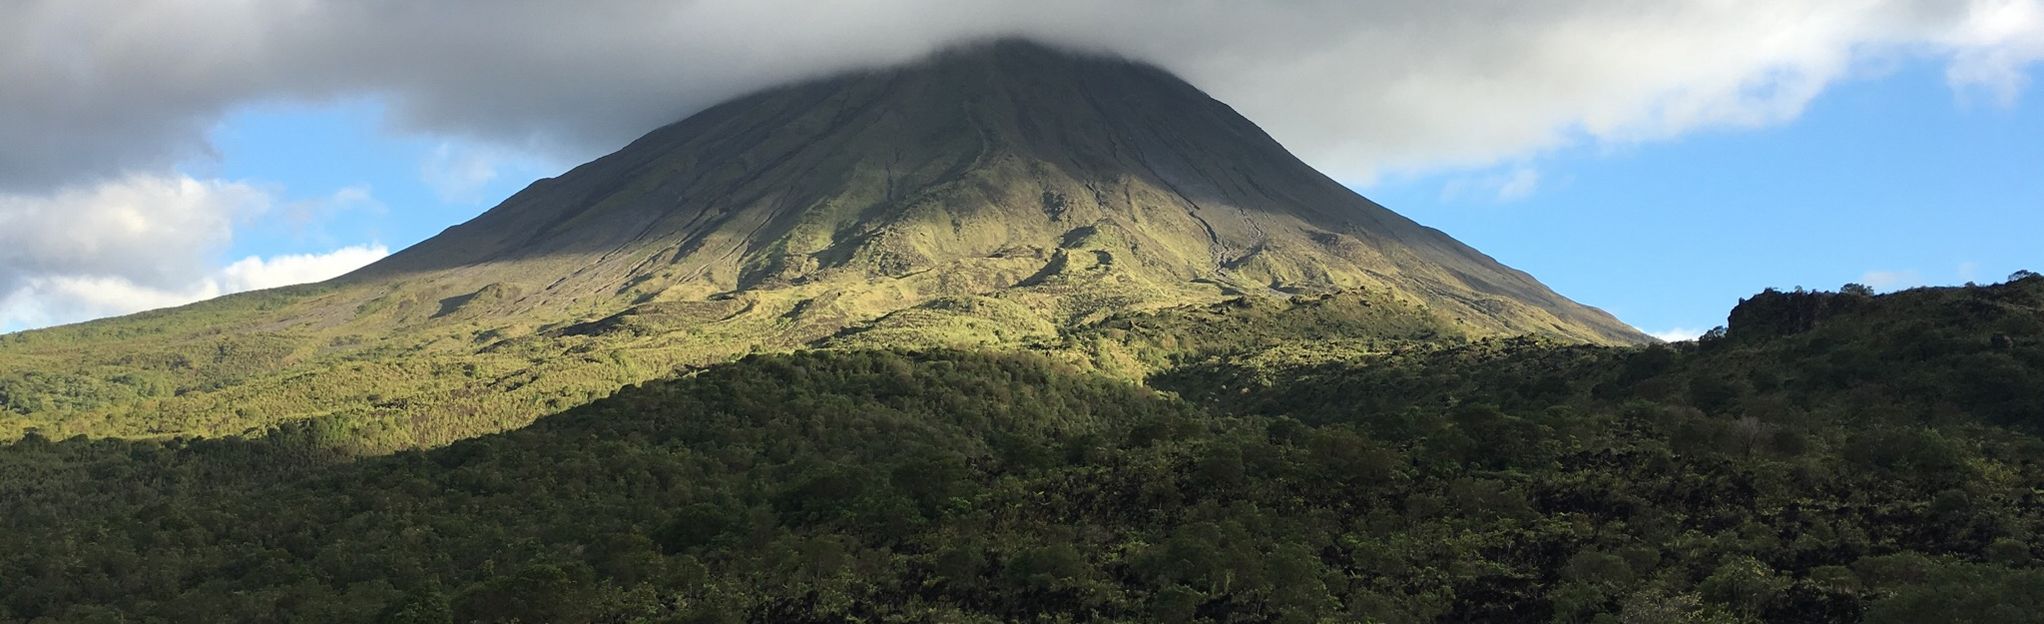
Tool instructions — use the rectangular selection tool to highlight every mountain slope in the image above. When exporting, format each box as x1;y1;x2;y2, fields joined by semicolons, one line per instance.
0;39;1643;447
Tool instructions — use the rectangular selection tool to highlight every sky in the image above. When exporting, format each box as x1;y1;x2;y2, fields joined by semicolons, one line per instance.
2;0;2041;337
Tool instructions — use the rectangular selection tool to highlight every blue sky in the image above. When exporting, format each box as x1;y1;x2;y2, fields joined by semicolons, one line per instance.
131;58;2038;341
1374;59;2043;339
196;98;557;263
4;1;2041;336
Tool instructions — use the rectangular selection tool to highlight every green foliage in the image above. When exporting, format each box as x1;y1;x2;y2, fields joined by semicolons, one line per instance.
0;284;776;450
0;278;2040;621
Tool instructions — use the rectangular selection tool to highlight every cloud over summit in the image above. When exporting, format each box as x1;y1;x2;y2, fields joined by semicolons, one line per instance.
5;0;2040;193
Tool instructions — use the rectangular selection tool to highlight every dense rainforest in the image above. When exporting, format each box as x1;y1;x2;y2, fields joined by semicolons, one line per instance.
2;275;2042;623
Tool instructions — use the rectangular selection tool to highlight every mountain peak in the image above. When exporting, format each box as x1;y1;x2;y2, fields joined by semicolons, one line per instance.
924;37;1109;63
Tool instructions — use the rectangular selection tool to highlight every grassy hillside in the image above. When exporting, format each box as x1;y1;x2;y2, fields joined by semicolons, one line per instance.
0;283;770;449
2;275;2039;623
0;283;1455;452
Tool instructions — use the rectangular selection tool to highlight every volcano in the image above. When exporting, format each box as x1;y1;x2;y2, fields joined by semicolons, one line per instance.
349;39;1644;345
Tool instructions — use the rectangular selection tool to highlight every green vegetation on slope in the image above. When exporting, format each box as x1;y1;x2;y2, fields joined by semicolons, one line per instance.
0;282;1459;453
2;275;2040;623
0;284;752;450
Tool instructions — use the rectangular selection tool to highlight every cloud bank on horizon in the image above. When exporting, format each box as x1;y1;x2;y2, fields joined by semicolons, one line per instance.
0;173;389;329
2;0;2041;329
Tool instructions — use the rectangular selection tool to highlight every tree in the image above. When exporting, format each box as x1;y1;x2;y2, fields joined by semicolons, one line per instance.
1698;326;1729;346
379;588;452;624
1842;283;1876;296
453;564;590;623
1700;556;1788;616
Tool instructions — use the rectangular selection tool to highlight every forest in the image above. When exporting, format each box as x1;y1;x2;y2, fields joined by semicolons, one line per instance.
2;275;2042;623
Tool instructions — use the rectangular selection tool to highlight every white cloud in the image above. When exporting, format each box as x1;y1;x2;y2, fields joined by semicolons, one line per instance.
1849;262;2013;293
0;174;389;332
0;275;220;331
3;1;2041;193
1649;327;1708;342
421;142;501;204
0;174;267;292
1958;260;1983;282
1441;166;1543;203
0;244;388;333
280;184;384;232
219;244;390;292
1859;269;1926;291
1941;0;2044;106
420;141;562;205
1495;168;1543;202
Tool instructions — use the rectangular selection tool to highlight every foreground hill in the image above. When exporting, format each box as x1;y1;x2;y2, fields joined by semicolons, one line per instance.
3;275;2038;622
0;40;1641;450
